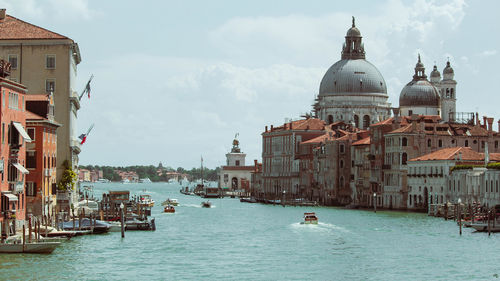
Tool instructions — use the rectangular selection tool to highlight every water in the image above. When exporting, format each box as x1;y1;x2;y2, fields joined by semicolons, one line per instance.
1;182;499;280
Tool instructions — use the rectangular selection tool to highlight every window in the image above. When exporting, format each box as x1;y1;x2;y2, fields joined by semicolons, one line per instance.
328;115;333;125
465;140;469;147
438;139;442;147
402;137;407;147
496;141;498;149
26;151;36;169
8;92;19;109
46;55;56;69
8;54;17;69
427;139;431;147
235;160;240;166
340;160;344;169
354;115;359;128
45;79;55;93
482;141;485;149
409;110;413;116
26;182;36;197
402;153;407;165
27;128;35;141
363;115;370;129
339;144;345;154
1;123;4;144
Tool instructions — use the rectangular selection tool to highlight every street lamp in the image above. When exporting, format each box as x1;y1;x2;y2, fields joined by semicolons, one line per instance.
120;203;125;238
373;193;377;213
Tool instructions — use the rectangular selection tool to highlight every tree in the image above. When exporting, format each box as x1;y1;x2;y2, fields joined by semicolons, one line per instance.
58;160;78;191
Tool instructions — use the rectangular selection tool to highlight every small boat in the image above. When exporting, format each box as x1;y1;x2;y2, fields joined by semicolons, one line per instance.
138;194;155;207
58;218;111;234
201;201;211;208
301;212;318;224
470;223;500;232
162;198;179;206
240;197;257;203
0;242;61;254
106;221;125;232
125;218;156;231
164;205;175;213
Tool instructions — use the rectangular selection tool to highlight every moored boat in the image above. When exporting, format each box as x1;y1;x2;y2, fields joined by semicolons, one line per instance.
58;218;111;234
0;242;61;254
301;212;318;224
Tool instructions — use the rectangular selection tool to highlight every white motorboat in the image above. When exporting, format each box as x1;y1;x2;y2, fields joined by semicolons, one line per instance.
106;221;125;232
301;212;318;224
161;198;179;206
138;194;155;207
201;201;211;208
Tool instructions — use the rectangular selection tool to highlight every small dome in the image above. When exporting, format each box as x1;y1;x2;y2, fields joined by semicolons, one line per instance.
347;26;361;37
443;61;454;80
399;80;440;107
430;65;441;78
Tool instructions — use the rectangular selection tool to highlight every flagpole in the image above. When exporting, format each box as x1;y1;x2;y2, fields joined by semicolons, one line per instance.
79;74;93;101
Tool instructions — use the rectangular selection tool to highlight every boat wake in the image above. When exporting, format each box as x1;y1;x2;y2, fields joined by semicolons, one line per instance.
290;222;349;233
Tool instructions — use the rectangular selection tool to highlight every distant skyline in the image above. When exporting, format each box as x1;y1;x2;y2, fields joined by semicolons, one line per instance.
1;0;498;169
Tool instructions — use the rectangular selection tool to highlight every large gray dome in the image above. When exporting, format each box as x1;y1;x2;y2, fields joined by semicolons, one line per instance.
319;59;387;97
399;80;440;107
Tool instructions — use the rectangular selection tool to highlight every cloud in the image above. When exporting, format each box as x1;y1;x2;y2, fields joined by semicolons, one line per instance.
478;50;497;57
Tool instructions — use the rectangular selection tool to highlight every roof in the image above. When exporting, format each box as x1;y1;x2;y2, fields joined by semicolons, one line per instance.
352;136;370;146
268;118;325;132
409;147;483;162
221;166;254;171
25;110;46;120
301;133;335;144
0;14;69;40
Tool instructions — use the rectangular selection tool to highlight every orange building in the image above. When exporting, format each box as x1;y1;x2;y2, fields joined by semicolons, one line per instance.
0;60;31;239
25;94;59;217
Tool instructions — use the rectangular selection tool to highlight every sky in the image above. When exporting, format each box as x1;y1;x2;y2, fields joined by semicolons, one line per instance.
0;0;499;169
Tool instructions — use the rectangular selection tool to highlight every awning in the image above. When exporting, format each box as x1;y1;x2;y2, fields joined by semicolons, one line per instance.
3;193;18;202
12;122;32;142
12;162;29;174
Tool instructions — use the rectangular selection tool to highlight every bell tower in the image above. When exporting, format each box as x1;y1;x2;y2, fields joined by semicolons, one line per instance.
341;17;365;60
440;60;457;122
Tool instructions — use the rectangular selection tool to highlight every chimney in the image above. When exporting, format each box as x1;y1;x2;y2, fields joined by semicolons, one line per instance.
483;116;488;129
265;126;268;132
487;117;494;132
0;9;5;21
270;125;273;131
476;112;479;126
289;122;293;130
254;159;257;166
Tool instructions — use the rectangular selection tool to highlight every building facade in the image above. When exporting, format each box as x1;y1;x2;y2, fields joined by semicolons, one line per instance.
218;137;254;193
0;9;82;180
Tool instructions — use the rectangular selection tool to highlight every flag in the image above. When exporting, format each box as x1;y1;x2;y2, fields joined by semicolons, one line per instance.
79;123;94;145
79;75;93;101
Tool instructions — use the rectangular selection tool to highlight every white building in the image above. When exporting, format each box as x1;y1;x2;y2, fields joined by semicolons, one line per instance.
314;17;391;129
219;137;253;192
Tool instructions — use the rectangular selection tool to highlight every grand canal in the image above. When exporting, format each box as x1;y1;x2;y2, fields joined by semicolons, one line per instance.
1;182;499;280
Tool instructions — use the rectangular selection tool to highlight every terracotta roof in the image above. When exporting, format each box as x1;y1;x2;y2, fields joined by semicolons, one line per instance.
269;118;325;132
221;166;254;171
25;110;46;120
301;132;335;144
353;136;370;146
0;14;69;40
409;147;483;162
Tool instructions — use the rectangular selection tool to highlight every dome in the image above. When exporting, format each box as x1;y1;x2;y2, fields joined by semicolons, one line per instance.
430;65;441;78
443;61;454;80
347;26;361;37
319;59;387;97
399;80;440;107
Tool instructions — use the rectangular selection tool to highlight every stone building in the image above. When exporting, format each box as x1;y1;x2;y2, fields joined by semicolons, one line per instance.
218;136;254;193
314;17;391;128
0;9;82;179
261;118;325;200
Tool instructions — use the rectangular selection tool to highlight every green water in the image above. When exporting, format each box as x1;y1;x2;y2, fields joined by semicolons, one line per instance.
1;182;499;280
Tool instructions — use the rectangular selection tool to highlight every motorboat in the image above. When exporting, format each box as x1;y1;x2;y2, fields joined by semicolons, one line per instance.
201;201;211;208
164;205;175;213
240;197;257;203
74;199;99;215
139;194;155;207
162;198;179;206
470;222;500;232
106;221;125;232
58;218;111;234
301;212;318;225
125;218;156;231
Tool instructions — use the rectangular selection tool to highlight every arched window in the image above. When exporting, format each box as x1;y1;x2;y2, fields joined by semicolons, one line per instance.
409;194;412;205
363;115;370;129
402;137;407;147
354;115;359;128
328;115;334;125
231;177;238;190
450;88;454;98
427;139;431;147
402;153;407;165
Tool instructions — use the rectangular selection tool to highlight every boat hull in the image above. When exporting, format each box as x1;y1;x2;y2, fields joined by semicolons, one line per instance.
0;242;60;254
